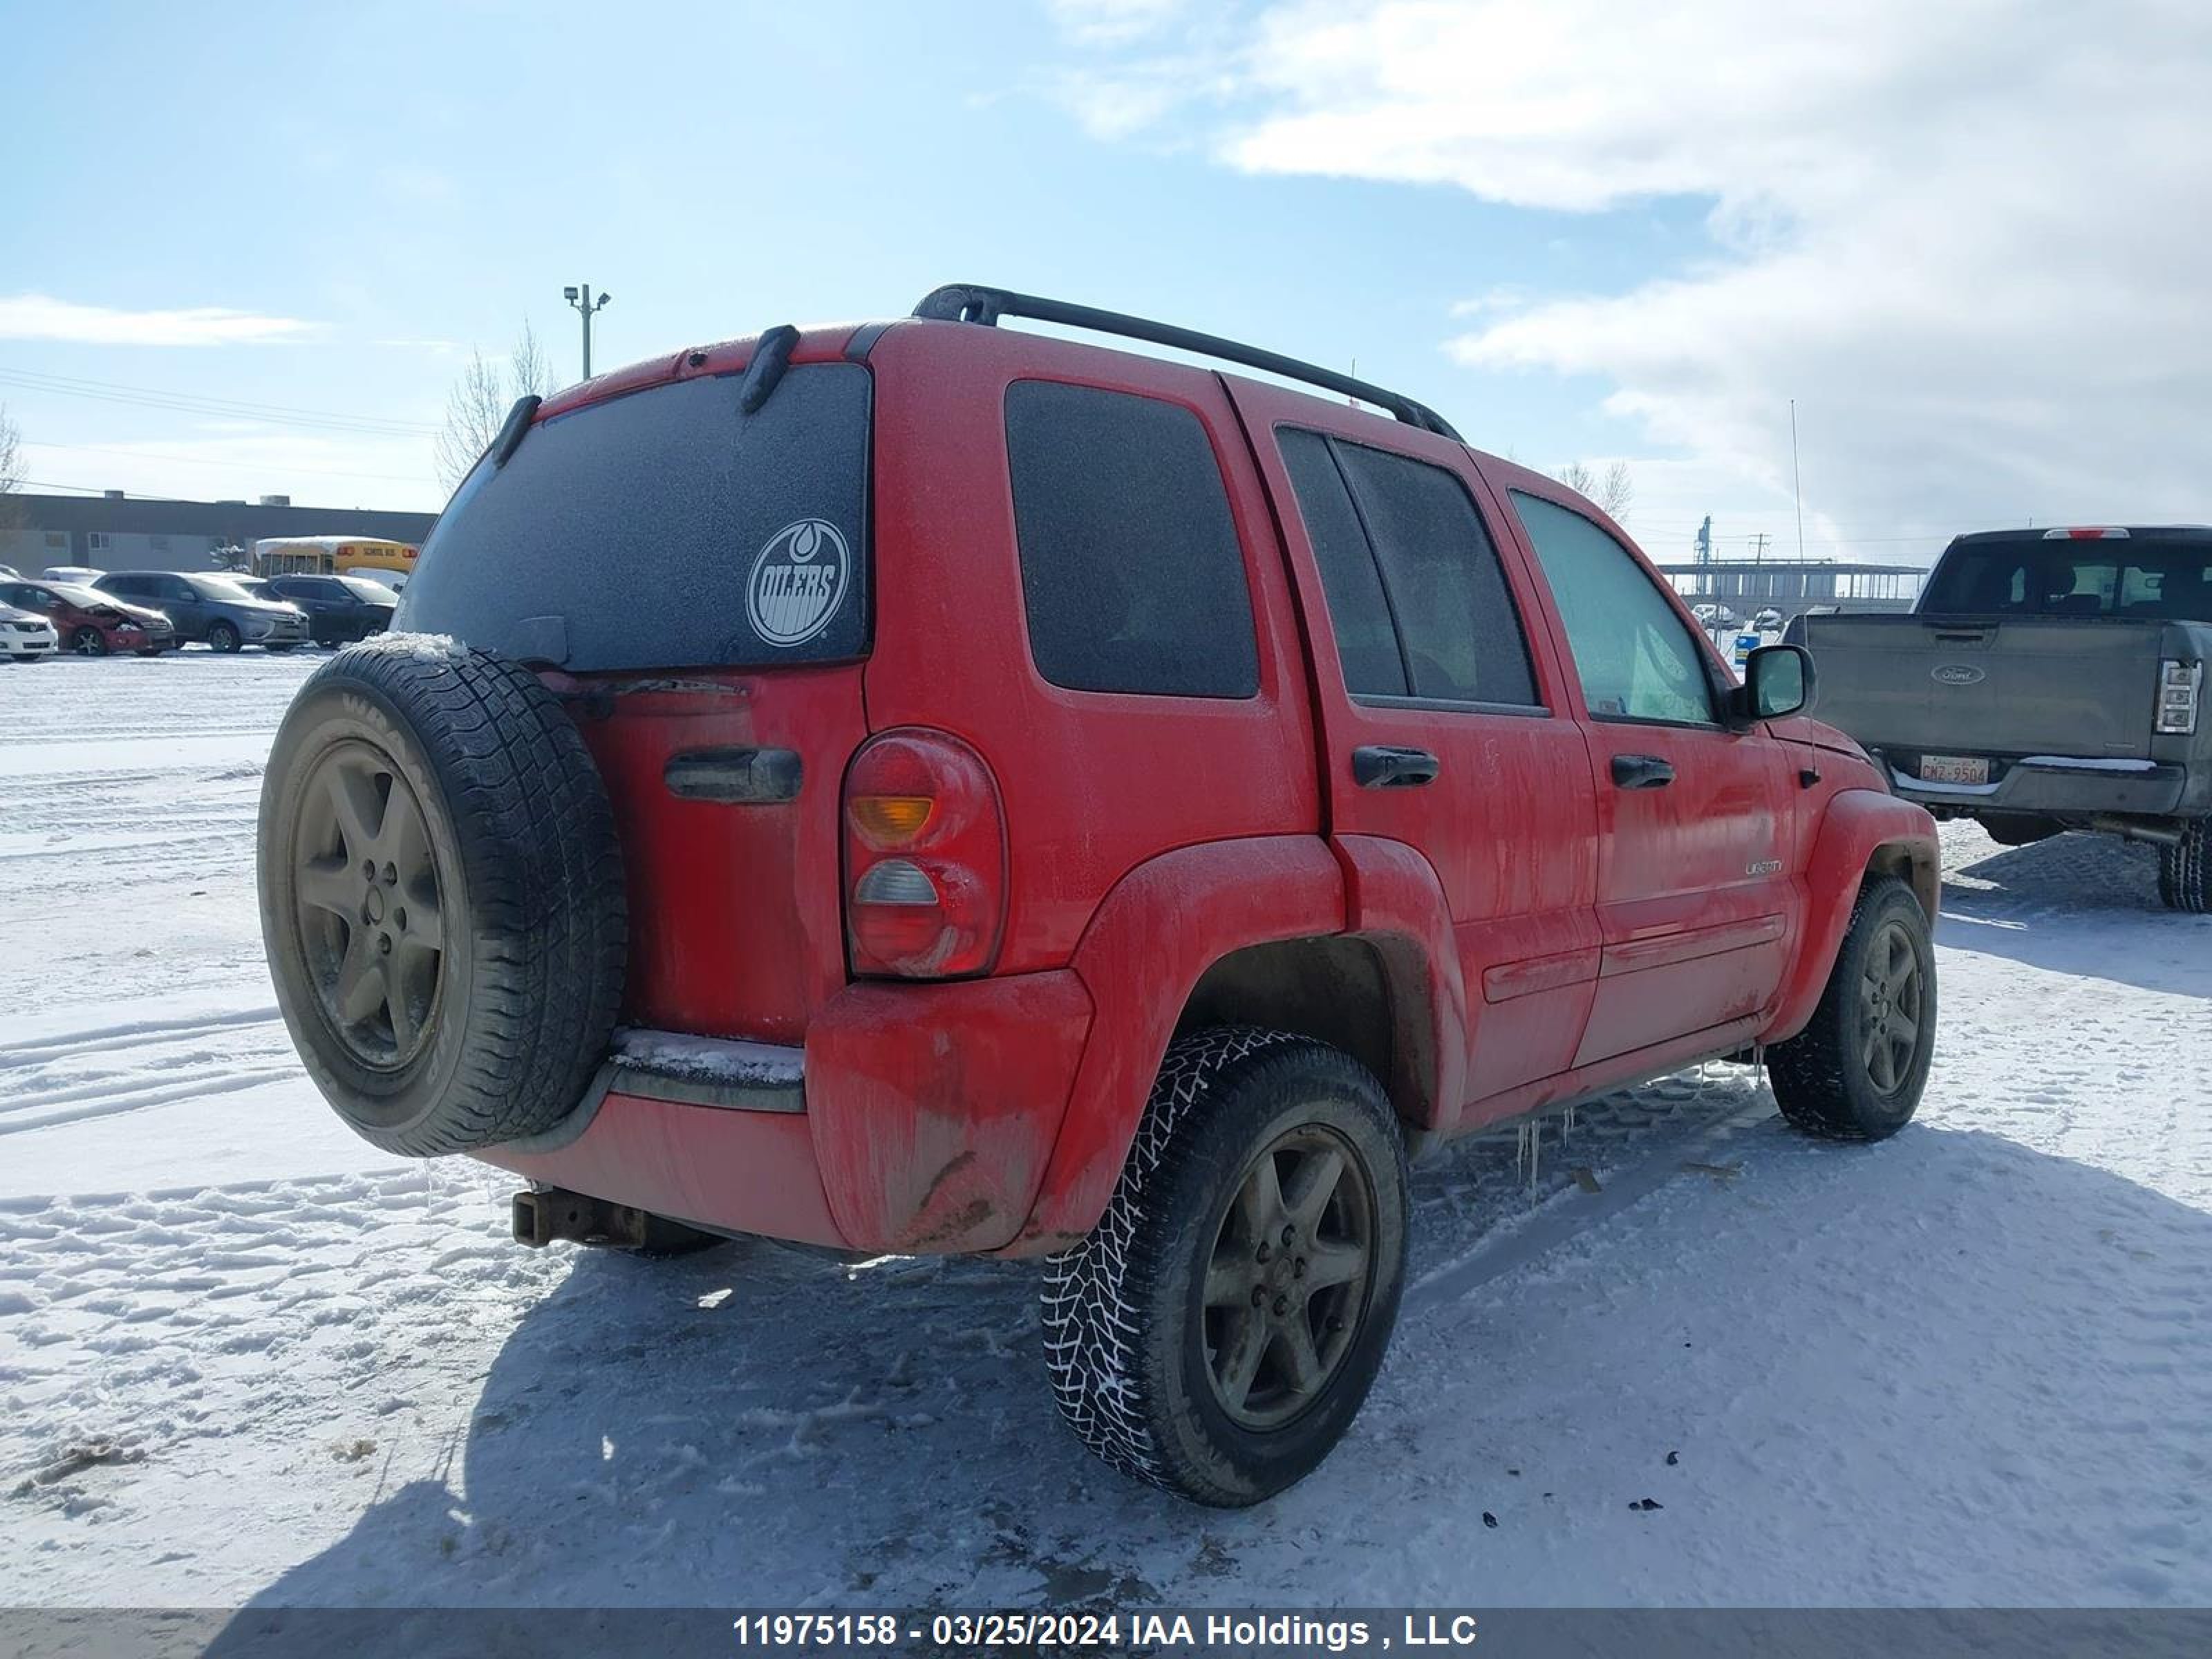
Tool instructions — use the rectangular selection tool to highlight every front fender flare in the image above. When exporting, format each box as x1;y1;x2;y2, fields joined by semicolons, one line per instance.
1765;789;1939;1046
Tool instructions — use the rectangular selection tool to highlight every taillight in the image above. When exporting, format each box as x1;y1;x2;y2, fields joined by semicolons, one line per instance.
2043;525;2130;540
843;729;1006;978
2157;659;2202;735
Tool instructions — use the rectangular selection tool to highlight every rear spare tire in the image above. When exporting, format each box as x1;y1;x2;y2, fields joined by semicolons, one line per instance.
257;637;626;1156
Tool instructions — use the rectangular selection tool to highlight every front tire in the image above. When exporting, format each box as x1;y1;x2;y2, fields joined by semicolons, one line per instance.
1769;875;1936;1141
2157;820;2209;913
1041;1029;1409;1507
71;626;108;656
209;620;242;653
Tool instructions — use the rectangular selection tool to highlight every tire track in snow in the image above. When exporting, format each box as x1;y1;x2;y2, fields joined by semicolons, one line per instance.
0;1004;300;1138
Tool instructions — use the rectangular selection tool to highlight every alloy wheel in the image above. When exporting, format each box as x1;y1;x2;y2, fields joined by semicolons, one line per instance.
1201;1124;1375;1430
290;740;446;1068
1858;918;1924;1096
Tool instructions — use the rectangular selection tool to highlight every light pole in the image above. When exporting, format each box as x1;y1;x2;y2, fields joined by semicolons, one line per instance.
563;284;612;379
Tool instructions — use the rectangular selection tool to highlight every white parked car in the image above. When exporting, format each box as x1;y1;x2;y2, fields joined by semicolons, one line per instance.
1752;606;1785;631
0;601;59;662
41;565;108;586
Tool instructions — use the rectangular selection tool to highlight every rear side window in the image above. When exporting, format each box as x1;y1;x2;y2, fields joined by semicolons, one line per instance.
1279;429;1539;708
399;364;872;672
1004;381;1259;699
1279;431;1407;697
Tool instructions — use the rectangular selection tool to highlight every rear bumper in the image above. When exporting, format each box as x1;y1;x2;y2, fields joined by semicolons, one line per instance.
474;968;1094;1255
1875;750;2192;818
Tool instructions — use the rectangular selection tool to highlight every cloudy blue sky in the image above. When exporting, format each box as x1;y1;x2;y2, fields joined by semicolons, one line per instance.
4;0;2205;565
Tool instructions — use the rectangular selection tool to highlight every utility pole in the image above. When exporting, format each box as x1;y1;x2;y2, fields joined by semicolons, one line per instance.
563;283;613;379
1790;398;1806;560
1751;532;1769;562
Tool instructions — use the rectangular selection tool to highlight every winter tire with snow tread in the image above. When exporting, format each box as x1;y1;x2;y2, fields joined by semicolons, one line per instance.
2157;819;2209;913
1040;1027;1409;1507
257;635;626;1157
1768;874;1936;1141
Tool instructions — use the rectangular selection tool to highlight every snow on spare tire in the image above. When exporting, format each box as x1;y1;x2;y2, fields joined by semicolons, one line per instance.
256;635;626;1156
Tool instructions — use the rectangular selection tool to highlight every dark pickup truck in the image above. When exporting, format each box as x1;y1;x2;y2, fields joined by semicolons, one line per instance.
1797;526;2211;911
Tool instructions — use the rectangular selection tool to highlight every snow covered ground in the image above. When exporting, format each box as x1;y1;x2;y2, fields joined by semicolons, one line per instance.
4;650;2211;1612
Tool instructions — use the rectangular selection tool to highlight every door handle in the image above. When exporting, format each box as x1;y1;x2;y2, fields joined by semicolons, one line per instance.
1611;753;1676;790
1352;745;1441;789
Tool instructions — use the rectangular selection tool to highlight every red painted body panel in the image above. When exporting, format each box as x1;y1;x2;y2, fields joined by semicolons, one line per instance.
480;1096;849;1248
806;969;1091;1253
1221;380;1605;1111
1472;458;1804;1069
860;322;1322;974
545;664;868;1044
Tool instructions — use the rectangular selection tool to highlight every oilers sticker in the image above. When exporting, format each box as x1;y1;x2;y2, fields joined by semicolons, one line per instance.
746;518;850;647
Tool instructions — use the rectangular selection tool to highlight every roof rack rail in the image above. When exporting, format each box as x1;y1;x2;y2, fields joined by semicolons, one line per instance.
911;284;1463;442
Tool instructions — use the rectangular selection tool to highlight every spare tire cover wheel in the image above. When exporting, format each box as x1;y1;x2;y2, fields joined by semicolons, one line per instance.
257;637;626;1156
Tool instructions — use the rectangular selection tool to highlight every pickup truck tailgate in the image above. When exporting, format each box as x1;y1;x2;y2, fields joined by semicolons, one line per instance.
1802;614;2166;759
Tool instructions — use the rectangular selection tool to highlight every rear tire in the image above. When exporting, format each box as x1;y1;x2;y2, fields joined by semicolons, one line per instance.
2157;821;2209;913
257;638;627;1156
1770;875;1936;1141
1041;1028;1409;1507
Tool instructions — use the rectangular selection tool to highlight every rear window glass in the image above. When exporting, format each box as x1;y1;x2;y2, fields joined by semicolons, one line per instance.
1922;540;2212;621
398;364;872;671
1004;380;1259;699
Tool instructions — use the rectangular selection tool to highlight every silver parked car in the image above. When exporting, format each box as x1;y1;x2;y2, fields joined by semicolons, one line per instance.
94;570;310;653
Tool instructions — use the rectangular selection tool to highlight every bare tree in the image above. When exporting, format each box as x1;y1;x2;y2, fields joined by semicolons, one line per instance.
1597;459;1633;521
1553;458;1634;522
433;322;559;492
509;319;554;402
0;403;24;531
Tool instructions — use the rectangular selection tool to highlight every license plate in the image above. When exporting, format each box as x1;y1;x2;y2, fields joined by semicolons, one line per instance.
1920;753;1989;785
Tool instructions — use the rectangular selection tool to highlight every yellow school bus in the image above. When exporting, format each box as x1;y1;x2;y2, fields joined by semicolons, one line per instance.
252;536;420;590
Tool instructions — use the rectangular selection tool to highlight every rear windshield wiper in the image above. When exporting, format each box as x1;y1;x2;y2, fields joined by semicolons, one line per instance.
737;324;798;415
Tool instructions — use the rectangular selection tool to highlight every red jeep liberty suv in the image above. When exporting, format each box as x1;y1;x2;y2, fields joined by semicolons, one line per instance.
257;286;1940;1506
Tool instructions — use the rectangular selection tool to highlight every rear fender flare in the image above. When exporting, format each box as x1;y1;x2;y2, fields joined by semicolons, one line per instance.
1765;789;1939;1045
1329;834;1468;1136
1004;837;1346;1253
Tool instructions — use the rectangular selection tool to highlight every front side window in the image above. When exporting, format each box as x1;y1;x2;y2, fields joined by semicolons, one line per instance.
1512;491;1714;725
1004;380;1259;699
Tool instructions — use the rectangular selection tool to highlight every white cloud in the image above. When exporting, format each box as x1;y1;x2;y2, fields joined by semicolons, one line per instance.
1047;0;1187;46
1049;0;2212;555
0;294;319;347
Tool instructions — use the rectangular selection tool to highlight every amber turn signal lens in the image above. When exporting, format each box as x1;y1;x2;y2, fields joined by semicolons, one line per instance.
849;794;935;844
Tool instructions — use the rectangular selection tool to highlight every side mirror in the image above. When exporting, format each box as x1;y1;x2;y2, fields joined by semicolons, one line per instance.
1732;644;1816;725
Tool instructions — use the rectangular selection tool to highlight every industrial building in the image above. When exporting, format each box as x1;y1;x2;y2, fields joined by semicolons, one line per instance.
0;491;437;578
1656;557;1924;619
